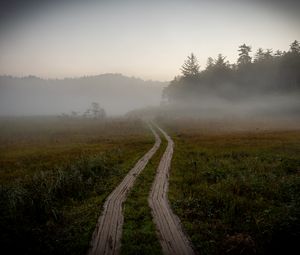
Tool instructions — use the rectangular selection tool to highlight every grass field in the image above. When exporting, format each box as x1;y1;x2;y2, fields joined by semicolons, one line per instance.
1;116;299;255
0;117;153;255
164;120;300;255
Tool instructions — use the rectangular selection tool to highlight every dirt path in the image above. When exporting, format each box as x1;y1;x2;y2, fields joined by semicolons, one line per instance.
88;124;161;255
149;125;195;255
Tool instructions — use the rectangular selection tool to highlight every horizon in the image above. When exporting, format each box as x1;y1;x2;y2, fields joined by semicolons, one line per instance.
0;72;169;83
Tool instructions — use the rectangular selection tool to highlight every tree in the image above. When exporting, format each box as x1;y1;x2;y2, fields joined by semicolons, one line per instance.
254;48;264;62
206;57;214;70
254;48;272;62
164;41;300;104
214;54;229;68
237;44;252;66
181;53;200;77
274;50;283;58
289;40;300;54
263;49;273;60
90;102;106;119
203;54;232;87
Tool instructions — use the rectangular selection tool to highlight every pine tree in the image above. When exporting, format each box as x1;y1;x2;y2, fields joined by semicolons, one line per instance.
290;40;300;54
206;57;214;70
237;44;252;66
263;49;273;61
181;53;200;77
254;48;264;62
214;54;229;68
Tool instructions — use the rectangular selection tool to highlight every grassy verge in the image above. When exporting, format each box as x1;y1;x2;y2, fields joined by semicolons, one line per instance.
0;117;153;255
121;129;166;255
167;128;300;255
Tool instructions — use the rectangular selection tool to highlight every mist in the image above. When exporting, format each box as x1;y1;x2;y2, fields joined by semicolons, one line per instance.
0;0;299;126
0;74;165;116
1;2;300;255
151;43;300;127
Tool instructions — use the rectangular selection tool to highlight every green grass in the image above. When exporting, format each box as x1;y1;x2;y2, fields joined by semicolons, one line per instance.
166;127;300;255
0;117;150;183
0;117;153;255
121;129;166;255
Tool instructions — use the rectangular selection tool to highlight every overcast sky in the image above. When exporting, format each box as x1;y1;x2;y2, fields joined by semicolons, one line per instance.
0;0;299;81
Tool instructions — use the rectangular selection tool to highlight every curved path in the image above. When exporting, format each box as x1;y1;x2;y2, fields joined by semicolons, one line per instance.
149;125;195;255
88;124;161;255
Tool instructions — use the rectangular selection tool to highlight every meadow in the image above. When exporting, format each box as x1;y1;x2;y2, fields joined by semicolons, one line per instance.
1;116;299;255
0;117;153;255
164;119;300;255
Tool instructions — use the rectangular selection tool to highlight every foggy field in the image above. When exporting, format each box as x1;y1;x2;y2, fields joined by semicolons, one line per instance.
0;116;299;255
0;0;300;254
165;122;300;255
0;117;153;254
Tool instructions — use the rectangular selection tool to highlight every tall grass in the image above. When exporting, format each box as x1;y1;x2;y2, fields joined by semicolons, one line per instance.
0;117;153;254
0;154;119;253
167;129;300;255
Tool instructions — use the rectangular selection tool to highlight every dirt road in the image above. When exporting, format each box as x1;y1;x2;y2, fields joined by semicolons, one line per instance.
88;124;161;255
149;125;195;255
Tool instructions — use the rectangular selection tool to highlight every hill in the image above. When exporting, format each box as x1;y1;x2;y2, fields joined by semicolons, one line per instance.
0;73;167;116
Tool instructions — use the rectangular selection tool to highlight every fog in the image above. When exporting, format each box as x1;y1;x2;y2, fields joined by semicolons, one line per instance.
0;74;165;116
0;0;299;126
162;94;300;118
153;45;300;125
125;93;299;125
0;68;299;125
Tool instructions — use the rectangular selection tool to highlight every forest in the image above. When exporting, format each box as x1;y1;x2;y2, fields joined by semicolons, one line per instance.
163;40;300;102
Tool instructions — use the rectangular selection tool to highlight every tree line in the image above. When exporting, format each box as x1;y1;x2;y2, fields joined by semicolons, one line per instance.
163;40;300;102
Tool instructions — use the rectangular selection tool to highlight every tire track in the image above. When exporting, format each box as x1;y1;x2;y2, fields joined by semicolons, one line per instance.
149;125;195;255
88;124;161;255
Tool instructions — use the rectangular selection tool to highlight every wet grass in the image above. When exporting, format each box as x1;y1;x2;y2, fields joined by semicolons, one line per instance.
121;128;166;255
166;126;300;255
0;117;153;255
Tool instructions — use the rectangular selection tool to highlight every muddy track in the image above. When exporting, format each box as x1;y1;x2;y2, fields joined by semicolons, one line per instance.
88;124;161;255
149;125;195;255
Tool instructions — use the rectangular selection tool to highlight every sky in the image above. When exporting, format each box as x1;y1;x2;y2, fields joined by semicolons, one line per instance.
0;0;299;81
